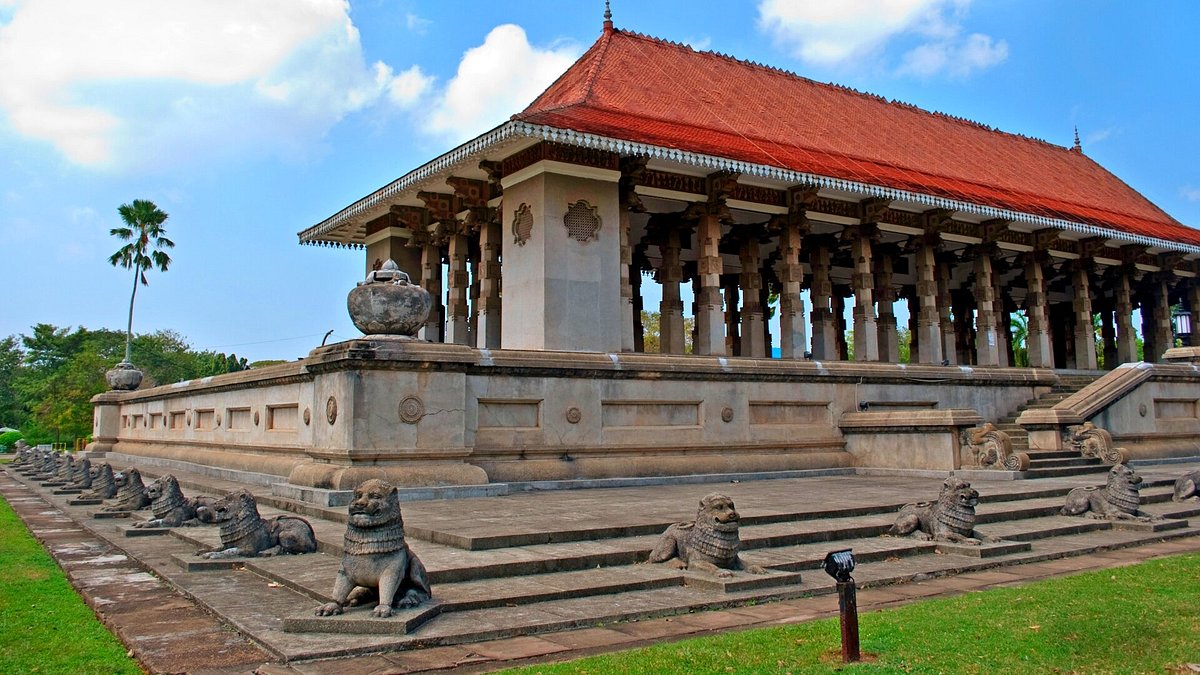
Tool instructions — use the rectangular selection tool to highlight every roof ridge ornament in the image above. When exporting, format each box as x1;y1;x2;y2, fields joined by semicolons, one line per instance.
603;0;613;32
1072;126;1083;153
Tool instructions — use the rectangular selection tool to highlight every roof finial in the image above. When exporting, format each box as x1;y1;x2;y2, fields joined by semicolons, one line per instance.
1072;125;1082;153
603;0;613;32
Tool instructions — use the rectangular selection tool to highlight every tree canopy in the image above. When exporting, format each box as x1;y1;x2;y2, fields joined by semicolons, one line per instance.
0;324;248;444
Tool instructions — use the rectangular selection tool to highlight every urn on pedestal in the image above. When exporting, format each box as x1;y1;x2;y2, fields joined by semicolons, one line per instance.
347;260;432;336
105;361;143;391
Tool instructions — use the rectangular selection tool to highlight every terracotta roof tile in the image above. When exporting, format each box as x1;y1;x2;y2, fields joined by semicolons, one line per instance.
516;29;1198;246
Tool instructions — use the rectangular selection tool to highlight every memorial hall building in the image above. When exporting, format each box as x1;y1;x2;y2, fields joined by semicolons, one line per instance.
91;19;1200;492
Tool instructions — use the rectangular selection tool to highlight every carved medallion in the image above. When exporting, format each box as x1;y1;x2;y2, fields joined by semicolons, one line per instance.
513;203;533;246
721;407;734;423
215;414;222;427
303;408;311;426
399;396;425;424
186;413;192;427
566;407;582;424
326;396;338;425
563;200;601;243
254;410;260;426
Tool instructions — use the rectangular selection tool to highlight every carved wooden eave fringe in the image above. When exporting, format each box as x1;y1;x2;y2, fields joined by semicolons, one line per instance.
298;120;1200;256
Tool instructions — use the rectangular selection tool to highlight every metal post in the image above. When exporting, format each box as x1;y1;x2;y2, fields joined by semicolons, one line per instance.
837;579;861;663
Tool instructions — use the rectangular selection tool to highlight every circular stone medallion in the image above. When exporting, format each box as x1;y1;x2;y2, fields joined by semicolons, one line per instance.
721;407;734;423
399;396;425;424
326;396;338;425
566;407;582;424
303;408;312;426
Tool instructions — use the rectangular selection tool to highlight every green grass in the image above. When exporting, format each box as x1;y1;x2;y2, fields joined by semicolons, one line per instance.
0;495;141;674
506;553;1200;674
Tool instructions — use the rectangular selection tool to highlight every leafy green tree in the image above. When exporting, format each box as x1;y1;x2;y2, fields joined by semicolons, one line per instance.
1010;312;1029;367
108;200;174;365
639;310;694;354
0;336;25;428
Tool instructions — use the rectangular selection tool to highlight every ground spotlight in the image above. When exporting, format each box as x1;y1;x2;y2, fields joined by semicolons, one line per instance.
941;358;950;366
857;400;870;412
823;548;860;663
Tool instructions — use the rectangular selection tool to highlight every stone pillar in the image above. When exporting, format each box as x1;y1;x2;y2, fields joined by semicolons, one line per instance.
953;291;975;365
937;254;957;365
809;239;837;360
477;219;502;349
632;269;645;352
1188;283;1200;348
973;250;1000;366
914;238;943;364
659;229;685;355
776;221;807;359
849;225;879;362
446;232;471;345
1151;275;1173;362
695;213;726;356
619;207;636;352
1115;270;1138;363
994;278;1010;368
908;293;920;363
1070;262;1097;369
1101;307;1117;369
468;237;481;348
833;290;849;360
419;242;444;342
723;277;741;356
875;252;899;362
738;234;765;357
1024;253;1053;368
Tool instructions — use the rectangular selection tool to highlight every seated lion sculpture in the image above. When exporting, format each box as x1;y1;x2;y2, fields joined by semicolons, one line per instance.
134;474;218;528
315;479;432;618
198;490;317;558
648;493;767;578
1062;464;1155;521
79;463;117;500
67;457;92;489
102;467;151;512
888;477;996;545
1174;471;1200;502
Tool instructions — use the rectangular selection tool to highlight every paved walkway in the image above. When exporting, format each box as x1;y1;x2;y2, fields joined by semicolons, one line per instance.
3;465;1200;673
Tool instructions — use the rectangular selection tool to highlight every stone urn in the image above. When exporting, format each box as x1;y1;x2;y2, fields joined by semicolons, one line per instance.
347;260;432;336
105;361;143;391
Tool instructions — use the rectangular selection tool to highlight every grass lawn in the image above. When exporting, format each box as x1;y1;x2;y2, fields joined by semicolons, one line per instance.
0;495;141;674
506;552;1200;674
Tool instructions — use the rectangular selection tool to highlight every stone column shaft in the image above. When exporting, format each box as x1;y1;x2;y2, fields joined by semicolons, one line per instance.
937;257;957;365
776;223;807;358
1025;255;1053;368
739;237;765;358
974;254;1000;366
914;242;943;364
420;243;443;342
809;243;837;360
619;208;635;352
1116;272;1137;363
446;233;471;345
695;214;726;355
1071;265;1097;369
1151;277;1173;362
476;221;502;349
659;230;685;355
1101;308;1117;368
876;255;899;362
851;229;879;361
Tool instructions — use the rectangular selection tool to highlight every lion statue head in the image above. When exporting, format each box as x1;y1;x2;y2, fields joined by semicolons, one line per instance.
348;479;403;530
696;493;741;534
1104;464;1142;514
936;477;980;536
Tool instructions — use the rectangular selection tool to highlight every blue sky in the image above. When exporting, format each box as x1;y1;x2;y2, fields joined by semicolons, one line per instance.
1;0;1197;361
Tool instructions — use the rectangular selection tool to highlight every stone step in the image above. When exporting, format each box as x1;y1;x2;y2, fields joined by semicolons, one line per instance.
1020;464;1114;479
1027;457;1104;469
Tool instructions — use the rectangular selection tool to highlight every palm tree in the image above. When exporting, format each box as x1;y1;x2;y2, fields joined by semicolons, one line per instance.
1010;312;1029;367
108;200;173;365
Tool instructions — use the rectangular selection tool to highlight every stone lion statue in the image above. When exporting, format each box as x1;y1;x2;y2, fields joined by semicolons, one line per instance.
648;493;767;578
1062;464;1154;521
1173;470;1200;502
198;490;317;558
102;467;151;512
134;474;217;528
888;477;996;545
67;457;92;489
1066;422;1129;465
315;479;432;618
79;463;117;500
963;423;1030;471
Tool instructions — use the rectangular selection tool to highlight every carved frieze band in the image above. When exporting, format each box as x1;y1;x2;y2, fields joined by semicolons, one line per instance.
501;141;620;177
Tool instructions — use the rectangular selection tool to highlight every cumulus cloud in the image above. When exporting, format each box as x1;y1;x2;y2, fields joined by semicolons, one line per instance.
0;0;423;169
423;24;580;143
1182;186;1200;203
757;0;1006;77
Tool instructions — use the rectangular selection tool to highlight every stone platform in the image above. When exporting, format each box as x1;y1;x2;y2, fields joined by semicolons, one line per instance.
4;461;1200;669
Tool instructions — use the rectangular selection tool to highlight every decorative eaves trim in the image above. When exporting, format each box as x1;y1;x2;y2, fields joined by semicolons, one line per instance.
299;120;1200;255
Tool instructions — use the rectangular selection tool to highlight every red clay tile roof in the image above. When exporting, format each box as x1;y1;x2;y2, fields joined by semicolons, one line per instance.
515;29;1198;247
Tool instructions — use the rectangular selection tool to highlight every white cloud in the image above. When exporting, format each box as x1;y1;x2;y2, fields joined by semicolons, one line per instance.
387;65;435;108
757;0;1006;77
405;12;432;34
1182;186;1200;203
0;0;422;169
1084;127;1118;146
423;24;580;143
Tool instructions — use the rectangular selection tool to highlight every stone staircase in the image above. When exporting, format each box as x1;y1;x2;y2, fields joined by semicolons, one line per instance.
7;460;1200;663
994;372;1108;478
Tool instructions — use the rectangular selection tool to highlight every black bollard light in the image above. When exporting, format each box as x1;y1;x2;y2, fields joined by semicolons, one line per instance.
822;548;860;663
